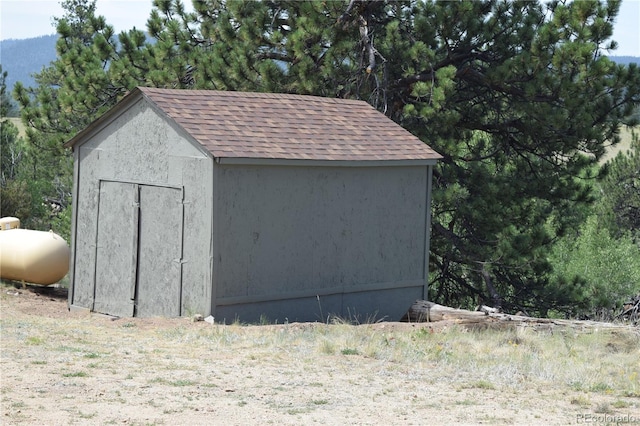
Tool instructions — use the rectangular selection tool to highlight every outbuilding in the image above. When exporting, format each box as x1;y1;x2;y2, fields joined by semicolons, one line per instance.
65;87;442;322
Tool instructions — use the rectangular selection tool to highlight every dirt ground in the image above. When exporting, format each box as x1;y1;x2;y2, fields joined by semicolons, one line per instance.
1;284;638;425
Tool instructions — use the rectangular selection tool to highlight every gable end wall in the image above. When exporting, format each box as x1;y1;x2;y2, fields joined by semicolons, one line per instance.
69;99;213;316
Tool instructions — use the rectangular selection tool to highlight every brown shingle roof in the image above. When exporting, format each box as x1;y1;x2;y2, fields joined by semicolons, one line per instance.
138;87;441;162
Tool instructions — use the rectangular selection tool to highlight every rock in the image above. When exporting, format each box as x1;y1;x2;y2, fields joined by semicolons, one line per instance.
204;315;215;324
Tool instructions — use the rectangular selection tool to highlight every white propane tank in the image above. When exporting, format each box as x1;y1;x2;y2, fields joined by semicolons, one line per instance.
0;227;70;285
0;217;20;230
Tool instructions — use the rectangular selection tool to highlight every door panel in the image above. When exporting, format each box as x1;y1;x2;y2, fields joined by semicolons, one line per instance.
135;185;183;317
94;181;138;317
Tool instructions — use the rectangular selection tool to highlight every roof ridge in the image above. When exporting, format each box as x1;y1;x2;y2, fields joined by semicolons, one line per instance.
138;86;366;105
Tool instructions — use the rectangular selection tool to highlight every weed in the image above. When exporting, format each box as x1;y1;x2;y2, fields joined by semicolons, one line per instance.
570;381;585;392
77;411;96;419
570;395;591;407
25;336;45;345
56;345;83;353
169;379;197;387
467;380;496;390
595;402;613;414
612;400;630;408
341;348;359;356
319;339;335;355
287;408;310;415
62;371;88;378
259;314;270;325
590;382;613;393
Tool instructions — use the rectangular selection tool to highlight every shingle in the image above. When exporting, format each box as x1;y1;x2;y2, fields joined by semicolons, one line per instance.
138;87;442;162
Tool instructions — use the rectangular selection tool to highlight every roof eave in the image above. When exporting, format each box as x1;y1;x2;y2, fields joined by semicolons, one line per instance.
214;157;440;167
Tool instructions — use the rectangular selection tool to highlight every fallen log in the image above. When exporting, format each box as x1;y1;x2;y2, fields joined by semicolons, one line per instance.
401;301;488;322
401;300;639;332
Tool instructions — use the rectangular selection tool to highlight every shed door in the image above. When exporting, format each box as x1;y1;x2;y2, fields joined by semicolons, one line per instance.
134;185;183;317
93;182;183;318
93;181;138;317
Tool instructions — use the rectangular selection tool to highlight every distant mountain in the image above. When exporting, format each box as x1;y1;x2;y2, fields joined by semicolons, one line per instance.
0;35;58;92
609;56;640;66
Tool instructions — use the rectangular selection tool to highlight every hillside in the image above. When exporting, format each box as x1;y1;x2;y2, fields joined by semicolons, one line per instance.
0;35;58;92
5;117;25;138
601;125;637;164
609;56;640;66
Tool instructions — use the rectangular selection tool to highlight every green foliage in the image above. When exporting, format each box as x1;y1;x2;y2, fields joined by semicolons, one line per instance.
0;65;18;117
0;179;32;220
547;215;640;318
1;66;32;223
547;137;640;318
596;131;640;244
1;119;22;183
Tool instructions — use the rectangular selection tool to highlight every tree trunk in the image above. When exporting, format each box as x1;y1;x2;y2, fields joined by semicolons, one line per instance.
480;263;502;309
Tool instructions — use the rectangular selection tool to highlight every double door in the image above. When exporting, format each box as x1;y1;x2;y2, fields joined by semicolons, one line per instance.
93;181;183;317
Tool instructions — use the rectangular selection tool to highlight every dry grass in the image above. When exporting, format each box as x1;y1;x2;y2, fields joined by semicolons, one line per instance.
601;125;637;164
1;117;26;138
1;286;639;425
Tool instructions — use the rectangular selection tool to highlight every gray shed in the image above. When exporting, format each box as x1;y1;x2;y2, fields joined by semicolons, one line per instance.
65;87;442;322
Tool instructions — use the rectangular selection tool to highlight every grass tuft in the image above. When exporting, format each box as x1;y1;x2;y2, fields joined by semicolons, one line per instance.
62;371;88;378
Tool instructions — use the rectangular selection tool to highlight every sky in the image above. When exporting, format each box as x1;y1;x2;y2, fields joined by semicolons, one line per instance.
0;0;639;56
